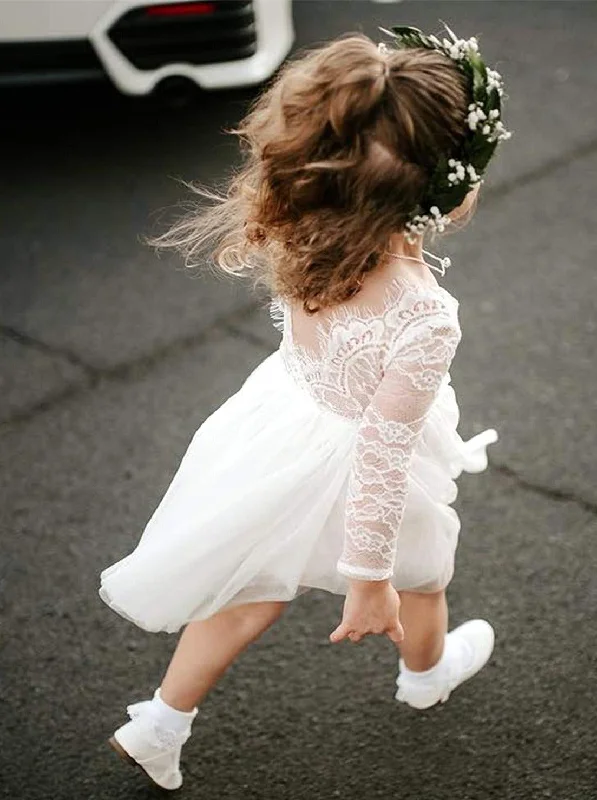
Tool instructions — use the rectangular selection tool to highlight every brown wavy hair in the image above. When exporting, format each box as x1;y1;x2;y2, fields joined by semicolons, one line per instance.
156;34;469;313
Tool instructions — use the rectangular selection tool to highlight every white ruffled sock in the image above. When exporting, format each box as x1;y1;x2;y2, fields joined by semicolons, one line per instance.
149;689;197;735
400;654;447;686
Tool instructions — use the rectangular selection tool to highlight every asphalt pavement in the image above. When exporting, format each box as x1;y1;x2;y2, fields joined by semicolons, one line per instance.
1;3;596;799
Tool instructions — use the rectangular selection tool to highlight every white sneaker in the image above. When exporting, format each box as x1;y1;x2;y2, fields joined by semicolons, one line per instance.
395;619;495;710
109;696;196;790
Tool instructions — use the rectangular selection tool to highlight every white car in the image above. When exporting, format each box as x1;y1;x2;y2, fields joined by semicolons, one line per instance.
0;0;294;94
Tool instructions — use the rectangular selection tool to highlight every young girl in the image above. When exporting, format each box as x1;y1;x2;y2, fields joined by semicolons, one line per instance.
100;26;510;790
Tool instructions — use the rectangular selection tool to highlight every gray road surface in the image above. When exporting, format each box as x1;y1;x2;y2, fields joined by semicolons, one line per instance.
1;3;596;799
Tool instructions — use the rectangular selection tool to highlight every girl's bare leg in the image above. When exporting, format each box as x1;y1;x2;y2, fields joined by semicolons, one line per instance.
160;601;287;711
394;589;494;710
397;589;448;671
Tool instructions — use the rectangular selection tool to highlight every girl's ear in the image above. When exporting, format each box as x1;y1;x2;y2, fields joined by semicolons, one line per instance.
449;183;480;223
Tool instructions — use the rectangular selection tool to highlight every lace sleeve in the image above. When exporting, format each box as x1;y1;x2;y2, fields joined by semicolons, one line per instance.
337;307;461;581
269;297;286;334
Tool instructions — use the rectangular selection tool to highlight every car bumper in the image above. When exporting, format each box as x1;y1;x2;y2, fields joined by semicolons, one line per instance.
0;0;293;94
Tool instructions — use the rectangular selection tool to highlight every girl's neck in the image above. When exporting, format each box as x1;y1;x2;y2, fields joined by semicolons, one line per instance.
386;233;424;263
382;234;441;288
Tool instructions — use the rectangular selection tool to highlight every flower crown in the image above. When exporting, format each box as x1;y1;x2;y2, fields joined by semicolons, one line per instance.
378;24;512;243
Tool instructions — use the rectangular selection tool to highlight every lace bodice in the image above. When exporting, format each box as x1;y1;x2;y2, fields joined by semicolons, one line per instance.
270;278;461;581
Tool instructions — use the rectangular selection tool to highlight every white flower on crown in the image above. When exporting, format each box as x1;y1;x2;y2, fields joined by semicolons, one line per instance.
467;102;488;131
466;164;481;183
383;23;512;243
405;206;452;243
467;102;512;142
440;33;479;61
489;120;512;142
487;68;504;96
446;158;482;186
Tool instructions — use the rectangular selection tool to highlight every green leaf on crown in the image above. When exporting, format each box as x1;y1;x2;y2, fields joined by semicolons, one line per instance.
381;22;511;220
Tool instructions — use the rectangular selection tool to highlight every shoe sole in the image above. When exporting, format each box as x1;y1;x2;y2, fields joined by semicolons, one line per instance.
108;735;140;769
108;736;181;791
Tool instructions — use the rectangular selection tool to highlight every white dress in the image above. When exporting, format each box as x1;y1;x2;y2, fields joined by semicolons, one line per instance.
99;274;497;633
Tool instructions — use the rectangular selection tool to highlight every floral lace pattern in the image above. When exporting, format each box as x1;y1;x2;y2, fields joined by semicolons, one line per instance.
127;701;191;750
271;279;461;580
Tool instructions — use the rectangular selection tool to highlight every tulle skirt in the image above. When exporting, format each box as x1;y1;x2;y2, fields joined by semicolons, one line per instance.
99;351;497;633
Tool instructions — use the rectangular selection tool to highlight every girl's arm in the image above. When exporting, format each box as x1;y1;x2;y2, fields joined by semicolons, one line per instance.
337;304;461;582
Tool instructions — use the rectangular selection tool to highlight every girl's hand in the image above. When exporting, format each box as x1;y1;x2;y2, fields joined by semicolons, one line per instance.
329;579;404;644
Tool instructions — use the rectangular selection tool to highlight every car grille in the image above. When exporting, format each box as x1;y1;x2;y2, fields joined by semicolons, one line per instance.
0;40;103;84
108;1;257;71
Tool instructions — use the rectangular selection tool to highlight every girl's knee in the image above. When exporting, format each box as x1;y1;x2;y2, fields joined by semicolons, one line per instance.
400;587;445;598
399;588;446;607
228;600;286;635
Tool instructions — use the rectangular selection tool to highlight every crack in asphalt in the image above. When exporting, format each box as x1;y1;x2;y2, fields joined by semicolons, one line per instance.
0;382;95;429
1;324;98;377
104;298;261;383
0;299;263;430
219;319;275;352
482;135;597;205
489;461;597;517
